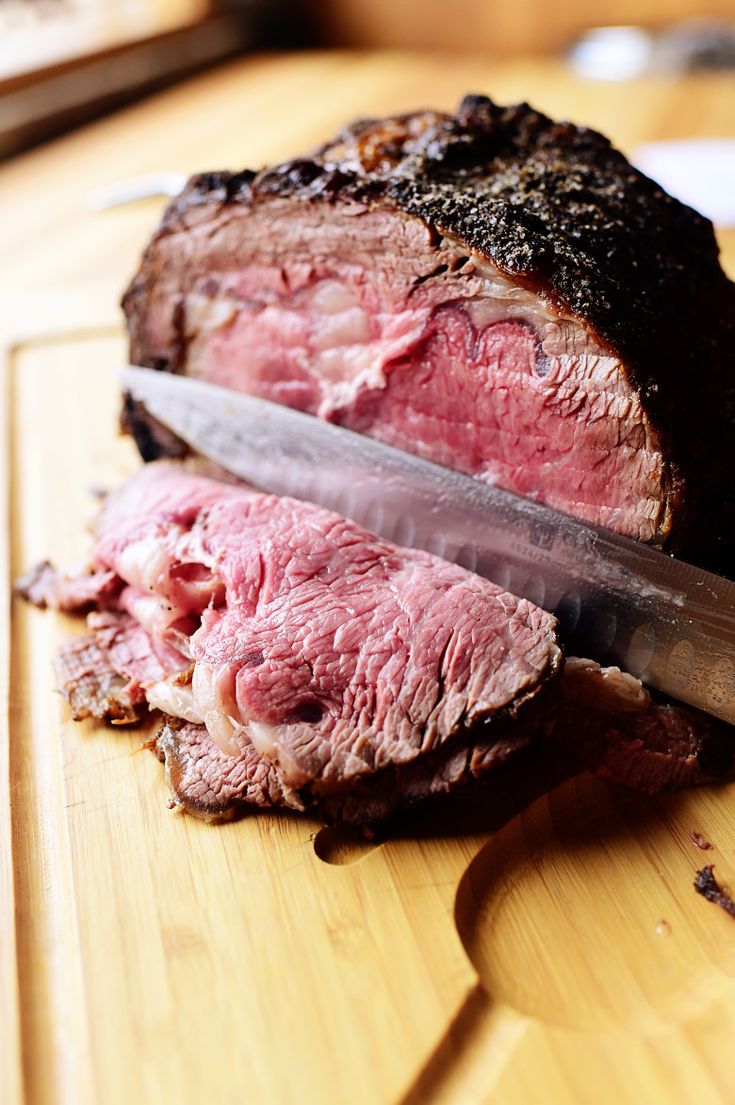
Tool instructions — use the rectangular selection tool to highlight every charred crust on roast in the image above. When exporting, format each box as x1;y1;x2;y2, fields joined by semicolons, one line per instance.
120;171;256;358
169;297;187;372
256;157;324;192
158;169;257;229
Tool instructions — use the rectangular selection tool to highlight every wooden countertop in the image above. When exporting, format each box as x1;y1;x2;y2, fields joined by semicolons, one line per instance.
3;51;735;1105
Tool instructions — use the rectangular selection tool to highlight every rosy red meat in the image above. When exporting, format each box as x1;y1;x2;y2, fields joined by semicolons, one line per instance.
88;609;185;689
90;462;562;794
126;205;667;543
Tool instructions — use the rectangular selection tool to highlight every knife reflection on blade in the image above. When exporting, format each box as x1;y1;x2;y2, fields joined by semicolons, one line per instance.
122;365;735;726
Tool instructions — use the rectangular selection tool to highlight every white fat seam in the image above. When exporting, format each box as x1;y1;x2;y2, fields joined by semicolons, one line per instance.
191;662;249;757
185;291;239;331
146;681;203;724
441;238;561;320
125;591;167;634
307;279;360;314
202;710;242;757
125;590;189;638
118;537;173;591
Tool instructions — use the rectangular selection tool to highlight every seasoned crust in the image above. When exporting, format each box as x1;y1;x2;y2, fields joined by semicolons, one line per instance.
122;95;735;568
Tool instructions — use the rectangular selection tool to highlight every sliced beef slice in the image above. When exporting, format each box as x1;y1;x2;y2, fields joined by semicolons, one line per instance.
16;560;121;613
155;715;533;825
92;463;561;789
156;718;294;820
51;608;187;725
155;656;733;825
53;632;146;723
540;659;734;793
123;95;735;568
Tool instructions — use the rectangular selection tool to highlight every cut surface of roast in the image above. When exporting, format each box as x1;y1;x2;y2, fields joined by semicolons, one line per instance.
123;95;735;568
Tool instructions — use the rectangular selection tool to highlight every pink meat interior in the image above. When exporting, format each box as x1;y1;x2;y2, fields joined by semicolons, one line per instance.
89;463;560;790
139;203;668;542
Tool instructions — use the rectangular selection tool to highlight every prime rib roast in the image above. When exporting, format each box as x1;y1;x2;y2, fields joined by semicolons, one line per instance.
19;95;735;823
123;94;735;571
19;463;732;823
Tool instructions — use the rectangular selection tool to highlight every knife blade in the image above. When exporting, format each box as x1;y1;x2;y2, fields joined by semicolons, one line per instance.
122;365;735;725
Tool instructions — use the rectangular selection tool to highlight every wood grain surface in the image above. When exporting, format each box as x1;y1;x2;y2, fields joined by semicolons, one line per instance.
2;51;735;1105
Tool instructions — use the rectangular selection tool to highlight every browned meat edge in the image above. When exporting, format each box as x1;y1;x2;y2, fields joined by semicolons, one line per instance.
54;634;145;723
155;714;535;825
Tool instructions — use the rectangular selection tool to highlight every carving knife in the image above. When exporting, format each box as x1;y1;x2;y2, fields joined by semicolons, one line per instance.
122;365;735;725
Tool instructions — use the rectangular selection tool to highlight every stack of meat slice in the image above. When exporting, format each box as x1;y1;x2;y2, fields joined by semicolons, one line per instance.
19;463;731;824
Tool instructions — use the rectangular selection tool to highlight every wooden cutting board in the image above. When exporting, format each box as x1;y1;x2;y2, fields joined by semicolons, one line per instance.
4;324;735;1105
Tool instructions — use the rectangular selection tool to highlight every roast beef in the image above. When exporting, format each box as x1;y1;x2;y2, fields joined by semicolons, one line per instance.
23;462;731;824
123;95;735;570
